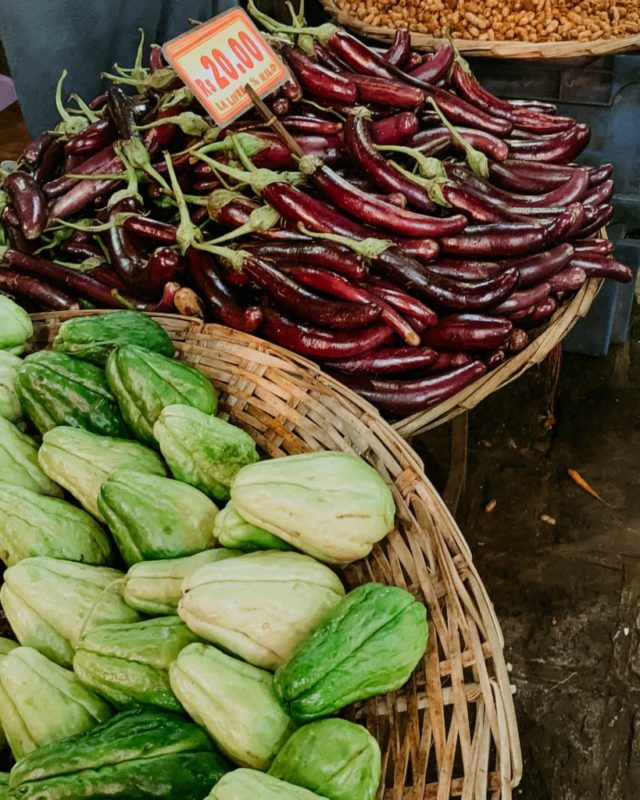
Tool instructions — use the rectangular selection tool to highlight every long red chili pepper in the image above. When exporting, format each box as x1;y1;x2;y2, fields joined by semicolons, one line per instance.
283;46;357;104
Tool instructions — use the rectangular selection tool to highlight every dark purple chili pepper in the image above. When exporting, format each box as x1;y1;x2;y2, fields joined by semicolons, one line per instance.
545;202;586;243
424;352;473;373
0;268;80;310
412;126;509;161
105;198;147;287
440;221;549;257
59;241;104;261
2;207;33;253
43;143;117;198
345;72;424;109
507;328;529;351
576;203;613;239
583;178;614;207
283;46;357;104
490;282;551;314
408;43;454;84
489;159;580;193
363;279;438;325
572;239;613;256
417;266;521;311
371;112;419;145
144;248;184;296
516;297;558;325
34;139;65;185
123;215;178;244
282;72;303;102
3;171;48;240
242;241;367;281
422;85;513;137
65;118;116;155
421;258;506;281
314;42;346;71
107;87;136;140
321;29;396;78
330;346;438;375
569;253;632;282
383;29;411;67
503;243;574;287
588;163;613;186
423;313;513;351
20;133;55;167
506;124;591;163
331;360;487;414
149;44;165;73
546;267;587;293
262;303;394;359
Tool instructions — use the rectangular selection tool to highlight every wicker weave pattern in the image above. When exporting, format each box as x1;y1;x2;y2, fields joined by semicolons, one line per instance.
29;312;521;799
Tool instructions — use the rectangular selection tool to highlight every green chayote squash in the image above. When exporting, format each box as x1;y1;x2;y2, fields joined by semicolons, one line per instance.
154;405;259;501
0;773;7;800
52;311;174;365
213;501;291;552
208;770;322;799
0;557;140;667
0;638;18;751
0;296;32;354
0;417;62;497
122;549;240;616
0;482;113;567
16;351;128;437
0;646;112;760
170;643;296;770
231;452;395;564
268;719;381;800
0;352;22;423
8;708;230;800
179;551;344;670
73;617;199;712
97;470;218;567
274;583;428;721
38;426;166;521
105;344;217;446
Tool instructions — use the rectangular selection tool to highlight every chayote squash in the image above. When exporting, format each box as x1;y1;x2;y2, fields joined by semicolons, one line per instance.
16;350;128;437
0;638;18;751
268;719;381;800
97;470;218;567
0;352;22;423
0;772;7;799
52;310;174;365
154;405;259;501
208;770;323;799
0;417;62;497
0;296;32;355
0;482;113;567
8;708;230;800
0;557;140;667
274;582;428;721
179;551;345;670
231;452;395;564
0;646;112;760
73;616;199;712
170;643;297;770
38;426;166;521
213;501;291;552
105;344;217;446
122;549;240;616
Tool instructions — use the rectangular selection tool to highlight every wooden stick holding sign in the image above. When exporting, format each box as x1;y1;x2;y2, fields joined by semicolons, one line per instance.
244;82;304;160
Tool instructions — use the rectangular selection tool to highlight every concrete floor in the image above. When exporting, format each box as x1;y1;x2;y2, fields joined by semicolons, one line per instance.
1;100;638;798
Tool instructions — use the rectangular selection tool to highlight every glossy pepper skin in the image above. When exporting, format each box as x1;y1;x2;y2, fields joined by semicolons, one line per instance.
52;310;175;366
105;345;217;446
16;350;128;437
274;582;428;721
7;708;231;800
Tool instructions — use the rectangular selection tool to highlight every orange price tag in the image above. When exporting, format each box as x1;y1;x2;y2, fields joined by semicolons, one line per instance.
163;9;289;128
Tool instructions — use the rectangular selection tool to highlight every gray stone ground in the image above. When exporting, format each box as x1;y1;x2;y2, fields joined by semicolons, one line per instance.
415;316;640;800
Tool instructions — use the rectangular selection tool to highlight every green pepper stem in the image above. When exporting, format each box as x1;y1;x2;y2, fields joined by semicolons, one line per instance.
426;97;489;178
297;224;393;260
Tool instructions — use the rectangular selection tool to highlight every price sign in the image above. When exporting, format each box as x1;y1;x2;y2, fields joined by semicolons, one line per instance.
163;8;289;128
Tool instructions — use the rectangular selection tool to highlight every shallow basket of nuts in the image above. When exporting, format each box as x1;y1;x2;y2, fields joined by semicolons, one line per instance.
321;0;640;58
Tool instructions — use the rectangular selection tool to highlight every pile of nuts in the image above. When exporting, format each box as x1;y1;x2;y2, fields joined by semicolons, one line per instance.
333;0;640;43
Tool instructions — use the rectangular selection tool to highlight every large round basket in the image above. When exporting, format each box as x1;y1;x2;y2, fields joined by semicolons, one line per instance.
27;310;521;799
319;0;640;58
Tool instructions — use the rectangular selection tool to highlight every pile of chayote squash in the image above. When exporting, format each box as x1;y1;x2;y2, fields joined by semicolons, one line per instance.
0;298;429;800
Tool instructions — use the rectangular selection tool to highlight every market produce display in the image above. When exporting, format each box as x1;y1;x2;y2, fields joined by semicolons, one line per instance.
0;302;429;799
0;6;631;416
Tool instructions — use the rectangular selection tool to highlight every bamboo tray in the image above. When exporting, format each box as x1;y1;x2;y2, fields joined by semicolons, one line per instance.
27;310;522;799
320;0;640;58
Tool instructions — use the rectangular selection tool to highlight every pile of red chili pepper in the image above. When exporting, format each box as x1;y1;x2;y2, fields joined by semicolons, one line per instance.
0;3;632;416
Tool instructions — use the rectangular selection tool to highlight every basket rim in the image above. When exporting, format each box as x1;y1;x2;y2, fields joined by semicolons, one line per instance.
319;0;640;58
28;310;523;797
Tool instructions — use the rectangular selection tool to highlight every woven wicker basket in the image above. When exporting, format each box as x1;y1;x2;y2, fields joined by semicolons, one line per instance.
320;0;640;58
26;310;521;799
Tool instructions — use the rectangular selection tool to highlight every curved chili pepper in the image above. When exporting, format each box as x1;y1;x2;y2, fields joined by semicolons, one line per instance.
145;248;185;296
569;253;632;282
282;72;303;102
545;202;586;243
123;215;178;244
345;111;436;211
149;44;165;73
242;256;380;330
60;241;104;261
65;118;116;156
330;346;438;376
425;352;473;373
515;297;558;325
417;266;521;311
413;125;509;161
242;241;367;281
423;313;513;351
408;43;454;83
322;29;396;78
588;163;613;186
262;304;394;359
576;203;613;239
439;221;548;257
34;139;65;185
420;258;506;281
489;158;581;193
491;282;551;314
283;46;357;104
383;29;411;67
0;268;80;311
332;360;487;414
371;112;419;145
3;171;48;240
501;243;574;287
507;124;591;163
583;178;614;207
20;133;55;167
546;267;587;293
314;42;345;71
105;198;147;287
186;247;262;331
572;239;613;256
107;87;136;140
44;143;117;198
363;280;438;325
421;85;513;137
345;72;424;109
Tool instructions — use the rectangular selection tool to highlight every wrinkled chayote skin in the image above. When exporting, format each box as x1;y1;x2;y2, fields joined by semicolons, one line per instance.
231;452;396;564
0;351;22;422
8;708;230;800
97;470;218;567
170;643;297;770
73;616;200;712
154;405;259;501
274;582;428;721
268;719;381;800
38;426;166;521
0;557;140;667
52;311;175;366
0;646;112;760
16;350;129;437
0;295;32;354
213;501;291;553
208;770;322;799
122;549;240;616
179;551;345;670
0;482;113;567
0;417;62;497
106;344;218;446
